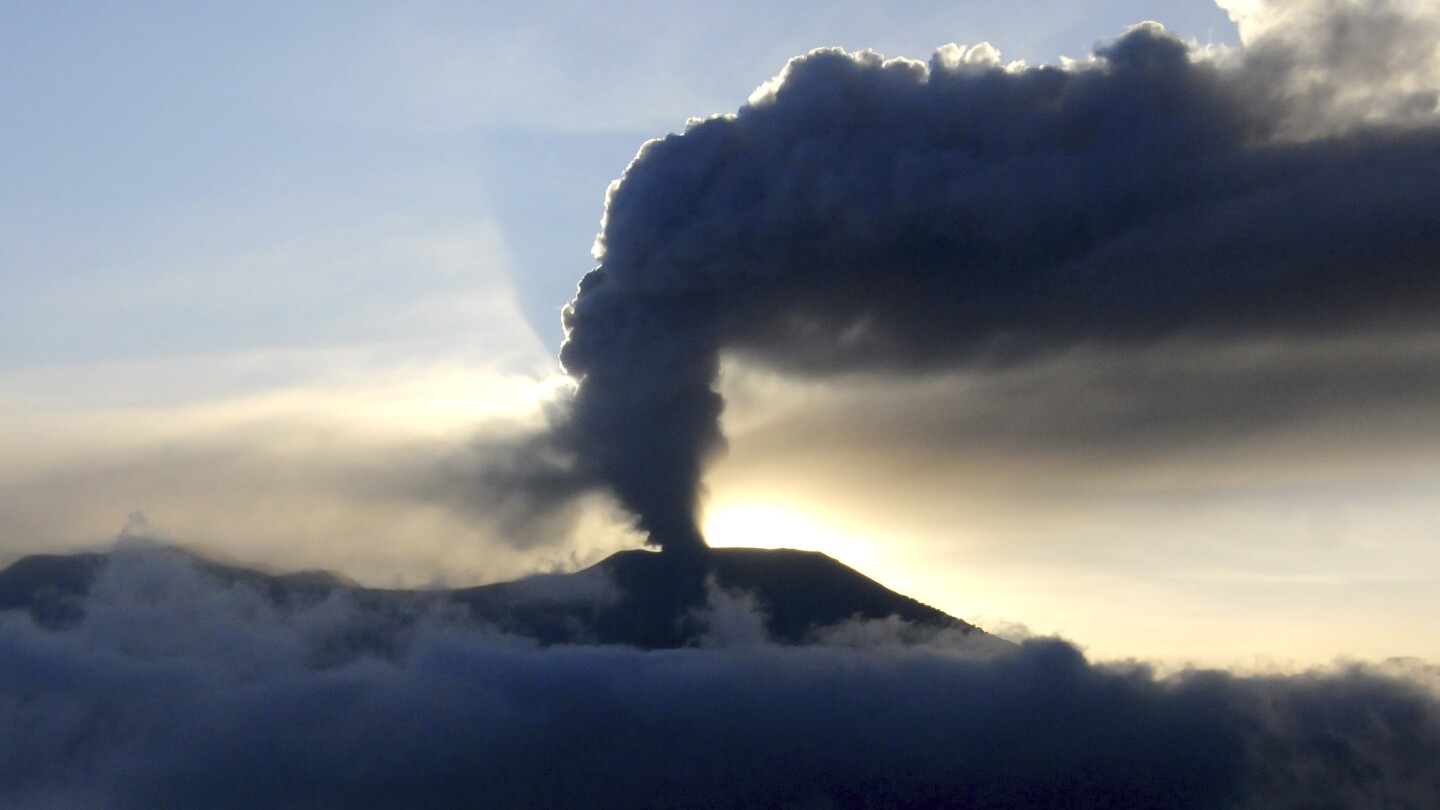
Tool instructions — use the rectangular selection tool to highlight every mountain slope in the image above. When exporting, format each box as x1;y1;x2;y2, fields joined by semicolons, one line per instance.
0;545;997;651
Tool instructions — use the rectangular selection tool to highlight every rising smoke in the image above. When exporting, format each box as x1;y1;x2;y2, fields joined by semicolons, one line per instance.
555;1;1440;553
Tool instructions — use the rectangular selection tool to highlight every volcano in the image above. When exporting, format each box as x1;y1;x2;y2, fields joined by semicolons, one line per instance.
0;545;1000;651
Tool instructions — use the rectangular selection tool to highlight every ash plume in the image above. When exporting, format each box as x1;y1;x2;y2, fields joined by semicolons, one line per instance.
557;3;1440;552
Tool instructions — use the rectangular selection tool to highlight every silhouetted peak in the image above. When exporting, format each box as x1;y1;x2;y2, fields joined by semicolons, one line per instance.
0;544;991;649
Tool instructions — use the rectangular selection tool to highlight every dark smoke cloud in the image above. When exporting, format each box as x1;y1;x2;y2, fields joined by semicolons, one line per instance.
555;6;1440;551
393;428;605;549
1;551;1438;808
720;331;1440;474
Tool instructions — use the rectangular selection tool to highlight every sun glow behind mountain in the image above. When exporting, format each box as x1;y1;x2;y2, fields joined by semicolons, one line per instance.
703;502;886;568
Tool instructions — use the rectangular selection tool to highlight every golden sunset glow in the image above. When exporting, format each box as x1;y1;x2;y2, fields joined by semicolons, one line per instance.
703;501;887;570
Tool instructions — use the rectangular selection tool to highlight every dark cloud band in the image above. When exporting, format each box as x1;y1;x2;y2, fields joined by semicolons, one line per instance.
2;552;1438;808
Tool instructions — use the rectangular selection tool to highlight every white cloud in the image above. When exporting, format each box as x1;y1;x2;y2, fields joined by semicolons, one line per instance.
1218;0;1440;135
0;364;636;586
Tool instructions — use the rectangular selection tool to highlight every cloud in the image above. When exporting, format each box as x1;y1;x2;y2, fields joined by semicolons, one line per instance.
1219;0;1440;135
720;328;1440;475
1;550;1438;807
703;334;1440;664
552;5;1440;552
0;369;637;586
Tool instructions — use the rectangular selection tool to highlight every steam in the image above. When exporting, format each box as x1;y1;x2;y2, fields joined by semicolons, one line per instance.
557;2;1440;551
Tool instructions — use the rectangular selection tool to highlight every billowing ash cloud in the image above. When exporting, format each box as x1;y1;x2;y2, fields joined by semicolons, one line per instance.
2;551;1439;808
556;1;1440;552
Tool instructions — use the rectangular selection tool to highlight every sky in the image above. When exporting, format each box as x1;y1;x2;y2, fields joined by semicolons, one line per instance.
3;0;1439;671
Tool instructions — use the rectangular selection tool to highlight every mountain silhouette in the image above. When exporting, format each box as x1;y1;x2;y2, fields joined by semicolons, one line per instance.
0;545;999;651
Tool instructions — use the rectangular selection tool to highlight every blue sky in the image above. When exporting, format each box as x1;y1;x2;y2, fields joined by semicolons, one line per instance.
7;1;1440;668
1;0;1238;379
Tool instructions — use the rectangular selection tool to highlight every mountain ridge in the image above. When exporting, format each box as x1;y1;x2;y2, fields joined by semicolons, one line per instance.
0;544;999;651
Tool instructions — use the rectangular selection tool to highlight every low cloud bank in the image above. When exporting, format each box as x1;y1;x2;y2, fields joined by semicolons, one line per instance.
1;551;1437;808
